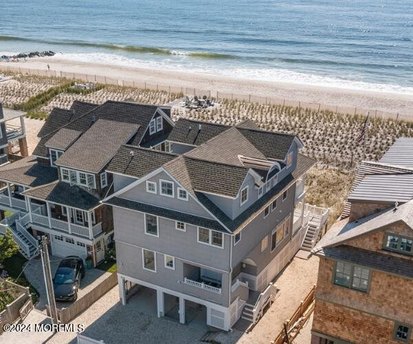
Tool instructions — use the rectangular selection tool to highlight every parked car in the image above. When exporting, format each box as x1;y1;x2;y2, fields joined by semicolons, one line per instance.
53;256;85;301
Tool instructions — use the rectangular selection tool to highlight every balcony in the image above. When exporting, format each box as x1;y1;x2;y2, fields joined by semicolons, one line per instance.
0;185;27;211
182;263;222;294
183;277;222;294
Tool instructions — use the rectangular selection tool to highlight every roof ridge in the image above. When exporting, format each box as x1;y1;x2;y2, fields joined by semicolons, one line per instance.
121;144;178;157
236;126;295;138
183;155;249;170
177;118;231;128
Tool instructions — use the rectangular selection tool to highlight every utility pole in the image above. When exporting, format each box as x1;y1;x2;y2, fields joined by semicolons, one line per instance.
40;235;59;325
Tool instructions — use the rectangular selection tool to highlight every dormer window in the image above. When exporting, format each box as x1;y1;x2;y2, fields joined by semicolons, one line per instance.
50;149;63;167
149;116;163;135
385;233;413;255
240;186;248;206
156;116;163;131
149;119;156;135
61;167;96;189
100;172;108;188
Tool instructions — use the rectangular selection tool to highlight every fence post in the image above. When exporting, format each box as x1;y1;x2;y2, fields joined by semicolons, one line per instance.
217;91;219;100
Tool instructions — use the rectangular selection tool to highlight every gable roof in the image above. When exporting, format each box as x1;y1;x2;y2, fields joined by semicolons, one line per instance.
379;137;413;168
107;145;177;178
56;119;139;173
45;128;82;151
0;156;58;187
167;118;230;146
23;181;100;210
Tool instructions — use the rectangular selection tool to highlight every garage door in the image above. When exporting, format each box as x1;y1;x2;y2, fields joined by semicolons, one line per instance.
51;235;87;259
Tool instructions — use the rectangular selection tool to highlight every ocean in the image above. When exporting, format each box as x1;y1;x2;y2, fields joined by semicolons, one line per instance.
1;0;412;94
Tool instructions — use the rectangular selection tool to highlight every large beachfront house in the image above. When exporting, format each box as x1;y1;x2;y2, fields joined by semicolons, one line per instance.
312;138;413;344
0;100;174;265
0;103;28;164
103;118;325;330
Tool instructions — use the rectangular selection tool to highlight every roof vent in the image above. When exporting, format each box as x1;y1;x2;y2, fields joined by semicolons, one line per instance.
393;201;399;212
198;124;202;131
129;151;134;157
188;126;192;131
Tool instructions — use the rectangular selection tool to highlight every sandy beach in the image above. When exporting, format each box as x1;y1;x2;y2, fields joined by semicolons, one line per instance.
1;57;412;119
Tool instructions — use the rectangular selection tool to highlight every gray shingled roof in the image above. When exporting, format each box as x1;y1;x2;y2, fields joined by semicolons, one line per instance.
318;245;413;280
167;118;230;146
164;156;249;198
0;156;58;187
69;101;98;121
185;127;266;166
106;197;226;232
107;145;177;178
23;181;100;210
380;137;413;168
56;119;139;174
45;128;82;151
237;128;296;161
349;174;413;203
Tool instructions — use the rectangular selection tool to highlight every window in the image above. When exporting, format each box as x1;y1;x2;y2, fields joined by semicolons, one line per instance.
77;241;85;247
164;255;175;270
65;237;75;244
264;206;270;218
198;227;210;244
177;187;188;201
100;172;108;188
146;181;157;194
271;216;290;251
156;116;163;131
211;231;223;248
261;236;268;252
75;210;84;224
282;190;288;201
79;172;87;186
240;186;248;206
55;235;63;241
385;233;413;255
234;232;241;245
286;152;293;167
197;228;224;248
271;199;277;212
142;249;156;272
160;180;174;197
334;261;370;292
175;221;186;231
149;119;156;135
145;214;158;237
394;323;411;342
61;168;69;182
50;149;63;167
70;170;77;184
87;174;95;188
61;206;67;216
258;185;264;198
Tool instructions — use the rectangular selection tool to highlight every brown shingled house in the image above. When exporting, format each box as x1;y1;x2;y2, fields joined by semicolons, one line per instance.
311;138;413;344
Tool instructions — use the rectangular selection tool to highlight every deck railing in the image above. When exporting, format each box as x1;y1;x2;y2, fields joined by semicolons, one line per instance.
183;277;222;294
252;282;278;324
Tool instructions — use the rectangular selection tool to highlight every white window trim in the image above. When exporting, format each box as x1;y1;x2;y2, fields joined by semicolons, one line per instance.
61;168;96;189
234;232;241;246
177;187;189;201
197;227;224;249
240;186;249;206
156;116;163;131
149;119;156;135
49;149;63;167
264;205;270;219
61;168;70;182
271;198;277;212
100;172;108;188
164;255;175;270
159;179;174;198
144;213;159;237
142;249;157;272
175;221;186;232
257;185;264;198
146;181;157;194
282;190;288;201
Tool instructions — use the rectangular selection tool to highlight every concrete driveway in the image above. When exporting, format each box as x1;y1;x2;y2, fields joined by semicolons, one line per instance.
24;256;111;311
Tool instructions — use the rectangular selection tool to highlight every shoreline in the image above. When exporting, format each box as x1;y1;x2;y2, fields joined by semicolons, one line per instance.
1;57;412;119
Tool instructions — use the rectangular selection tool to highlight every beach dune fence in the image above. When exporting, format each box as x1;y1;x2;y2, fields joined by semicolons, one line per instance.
0;64;402;121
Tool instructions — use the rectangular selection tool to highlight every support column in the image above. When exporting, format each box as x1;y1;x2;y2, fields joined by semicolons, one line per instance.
28;197;33;223
18;137;28;157
6;183;12;207
157;289;164;318
118;275;126;305
46;202;52;228
179;297;185;324
87;211;93;239
67;207;72;234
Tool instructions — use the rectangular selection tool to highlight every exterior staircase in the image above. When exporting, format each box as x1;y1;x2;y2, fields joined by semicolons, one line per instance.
301;204;329;251
0;211;39;259
241;303;254;322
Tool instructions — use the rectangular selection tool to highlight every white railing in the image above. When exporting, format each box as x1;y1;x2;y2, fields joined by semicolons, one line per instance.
92;223;103;237
32;213;49;227
231;279;249;293
0;194;10;207
183;277;222;294
252;283;278;324
50;218;69;233
11;198;27;211
71;223;90;238
77;333;105;344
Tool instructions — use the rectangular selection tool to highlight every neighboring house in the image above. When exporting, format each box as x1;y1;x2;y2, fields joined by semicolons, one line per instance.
103;118;322;331
0;103;28;164
0;100;174;266
311;137;413;344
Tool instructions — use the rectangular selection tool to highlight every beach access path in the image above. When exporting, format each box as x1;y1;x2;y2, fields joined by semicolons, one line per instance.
1;58;412;120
